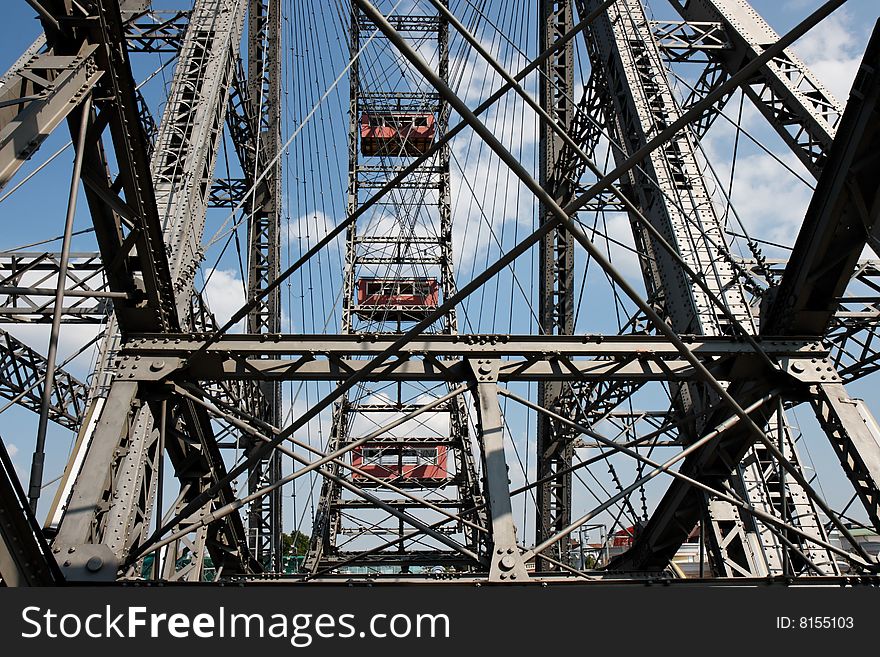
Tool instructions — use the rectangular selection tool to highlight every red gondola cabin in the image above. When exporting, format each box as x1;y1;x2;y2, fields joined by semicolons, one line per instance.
360;112;435;156
351;442;448;488
355;277;439;321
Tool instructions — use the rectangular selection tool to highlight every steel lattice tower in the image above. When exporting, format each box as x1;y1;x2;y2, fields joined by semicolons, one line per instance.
0;0;878;586
305;2;487;573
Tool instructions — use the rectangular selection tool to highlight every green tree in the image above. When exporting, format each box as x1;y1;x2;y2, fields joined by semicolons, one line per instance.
281;530;310;556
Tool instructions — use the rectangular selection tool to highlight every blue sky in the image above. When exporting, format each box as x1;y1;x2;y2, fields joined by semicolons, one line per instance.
1;0;878;550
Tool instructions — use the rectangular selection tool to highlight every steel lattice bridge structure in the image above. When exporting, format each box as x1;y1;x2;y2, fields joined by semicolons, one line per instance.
0;0;879;586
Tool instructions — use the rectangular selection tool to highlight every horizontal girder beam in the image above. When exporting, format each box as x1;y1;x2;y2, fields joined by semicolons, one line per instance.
121;333;821;357
116;334;831;385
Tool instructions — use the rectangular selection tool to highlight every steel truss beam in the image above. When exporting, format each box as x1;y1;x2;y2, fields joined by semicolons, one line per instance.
669;0;842;176
0;252;110;323
120;333;822;356
153;0;246;315
651;20;729;62
124;10;191;53
536;0;577;571
0;38;102;191
37;0;256;581
612;16;880;573
0;328;87;430
827;261;880;381
243;0;283;571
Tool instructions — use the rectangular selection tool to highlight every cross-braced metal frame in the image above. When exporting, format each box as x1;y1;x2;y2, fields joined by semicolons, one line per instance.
1;0;879;586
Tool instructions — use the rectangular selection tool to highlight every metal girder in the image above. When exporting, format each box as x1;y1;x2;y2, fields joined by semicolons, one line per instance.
0;438;61;585
119;333;824;357
243;0;283;570
584;0;754;340
0;328;87;430
208;177;248;207
0;251;110;323
612;18;880;573
112;0;252;576
116;335;826;385
651;20;730;62
669;0;842;176
0;42;102;191
762;29;880;337
152;0;246;318
124;10;191;53
537;0;577;571
0;5;185;193
51;380;139;559
583;0;782;576
224;55;262;181
39;0;256;580
568;60;612;165
124;354;736;383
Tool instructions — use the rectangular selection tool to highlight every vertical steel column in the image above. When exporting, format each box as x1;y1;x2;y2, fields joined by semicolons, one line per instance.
245;0;283;571
470;360;529;581
536;0;576;571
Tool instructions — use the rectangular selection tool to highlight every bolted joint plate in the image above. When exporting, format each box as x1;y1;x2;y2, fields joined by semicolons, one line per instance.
115;355;184;381
489;545;530;582
782;356;841;384
468;358;500;383
53;544;118;582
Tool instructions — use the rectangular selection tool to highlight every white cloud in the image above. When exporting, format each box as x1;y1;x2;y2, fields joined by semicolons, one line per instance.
7;323;104;382
792;9;865;102
288;210;343;257
202;268;246;331
724;152;813;247
701;107;815;256
6;442;18;458
449;98;538;275
347;391;450;439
